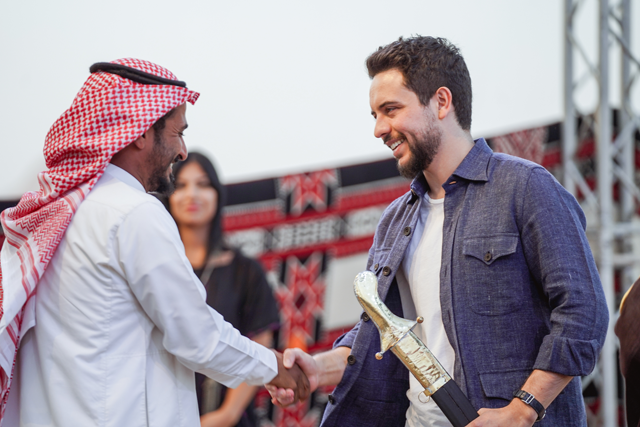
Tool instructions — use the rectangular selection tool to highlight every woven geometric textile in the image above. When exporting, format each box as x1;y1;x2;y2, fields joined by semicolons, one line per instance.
0;58;199;417
492;127;548;164
222;159;410;426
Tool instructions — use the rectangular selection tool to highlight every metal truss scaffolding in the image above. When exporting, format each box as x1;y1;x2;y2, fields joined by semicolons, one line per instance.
564;0;640;425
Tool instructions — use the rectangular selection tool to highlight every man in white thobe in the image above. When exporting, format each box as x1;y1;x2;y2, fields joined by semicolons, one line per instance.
0;59;307;427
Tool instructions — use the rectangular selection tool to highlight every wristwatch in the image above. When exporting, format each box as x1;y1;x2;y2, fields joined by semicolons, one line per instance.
513;389;546;422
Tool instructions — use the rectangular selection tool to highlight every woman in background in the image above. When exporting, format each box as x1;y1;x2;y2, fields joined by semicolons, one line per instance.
167;152;280;427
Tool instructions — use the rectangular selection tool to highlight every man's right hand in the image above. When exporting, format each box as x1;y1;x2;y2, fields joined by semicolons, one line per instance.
267;347;351;407
267;348;320;406
266;350;311;404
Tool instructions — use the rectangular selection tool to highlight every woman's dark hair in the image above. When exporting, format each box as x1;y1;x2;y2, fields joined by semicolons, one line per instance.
169;152;227;257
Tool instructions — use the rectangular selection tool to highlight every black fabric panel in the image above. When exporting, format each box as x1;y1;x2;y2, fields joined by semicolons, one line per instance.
339;158;401;187
225;179;276;206
0;200;18;213
547;123;560;143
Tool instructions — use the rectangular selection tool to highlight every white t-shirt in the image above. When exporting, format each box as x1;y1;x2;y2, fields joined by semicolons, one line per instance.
396;194;456;427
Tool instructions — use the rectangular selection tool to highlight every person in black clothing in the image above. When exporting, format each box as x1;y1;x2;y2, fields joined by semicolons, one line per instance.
167;152;280;427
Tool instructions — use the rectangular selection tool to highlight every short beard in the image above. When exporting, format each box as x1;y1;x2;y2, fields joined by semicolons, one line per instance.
149;132;177;196
397;118;442;180
151;167;175;196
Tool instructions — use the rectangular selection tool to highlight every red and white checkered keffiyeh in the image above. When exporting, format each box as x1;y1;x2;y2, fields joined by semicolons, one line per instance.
0;58;199;415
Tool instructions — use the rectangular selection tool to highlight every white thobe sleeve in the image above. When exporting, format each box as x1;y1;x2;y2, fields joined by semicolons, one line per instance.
114;199;278;388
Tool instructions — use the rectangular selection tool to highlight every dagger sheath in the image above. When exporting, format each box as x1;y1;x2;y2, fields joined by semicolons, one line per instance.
390;329;450;396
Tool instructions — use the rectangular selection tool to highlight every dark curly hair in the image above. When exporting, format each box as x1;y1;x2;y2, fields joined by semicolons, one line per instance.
366;36;472;130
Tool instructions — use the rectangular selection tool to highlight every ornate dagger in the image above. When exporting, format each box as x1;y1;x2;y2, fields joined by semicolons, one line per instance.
353;271;479;427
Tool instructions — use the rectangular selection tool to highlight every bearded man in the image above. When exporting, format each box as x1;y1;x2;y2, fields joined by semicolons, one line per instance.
0;59;308;427
269;36;608;427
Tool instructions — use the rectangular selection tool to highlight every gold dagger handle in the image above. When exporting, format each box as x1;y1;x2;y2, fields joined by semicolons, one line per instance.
354;271;451;396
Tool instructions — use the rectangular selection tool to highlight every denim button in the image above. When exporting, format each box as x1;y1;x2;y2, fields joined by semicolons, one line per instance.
382;266;391;276
361;312;370;322
328;394;336;404
347;355;356;365
403;226;411;236
484;252;492;262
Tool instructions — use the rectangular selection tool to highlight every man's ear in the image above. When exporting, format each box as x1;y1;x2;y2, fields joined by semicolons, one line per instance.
434;87;453;120
131;129;154;150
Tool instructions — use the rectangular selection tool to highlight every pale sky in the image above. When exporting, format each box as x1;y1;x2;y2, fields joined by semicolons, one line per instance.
1;0;626;199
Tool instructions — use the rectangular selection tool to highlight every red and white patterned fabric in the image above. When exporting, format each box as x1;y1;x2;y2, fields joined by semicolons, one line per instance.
492;127;547;165
279;170;339;215
0;58;199;416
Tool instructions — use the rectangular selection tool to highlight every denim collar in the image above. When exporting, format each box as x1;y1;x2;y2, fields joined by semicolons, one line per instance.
409;137;492;201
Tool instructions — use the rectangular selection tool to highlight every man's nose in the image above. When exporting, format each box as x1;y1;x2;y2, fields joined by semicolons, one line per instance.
177;140;187;162
373;116;390;139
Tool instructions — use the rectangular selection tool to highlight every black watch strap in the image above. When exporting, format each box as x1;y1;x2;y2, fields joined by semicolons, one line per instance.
513;389;546;422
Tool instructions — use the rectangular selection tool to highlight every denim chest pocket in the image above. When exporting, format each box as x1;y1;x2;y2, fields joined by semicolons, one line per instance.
462;234;525;316
463;234;518;266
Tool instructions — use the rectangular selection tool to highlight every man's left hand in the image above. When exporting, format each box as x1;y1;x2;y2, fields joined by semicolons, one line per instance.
466;399;538;427
466;370;572;426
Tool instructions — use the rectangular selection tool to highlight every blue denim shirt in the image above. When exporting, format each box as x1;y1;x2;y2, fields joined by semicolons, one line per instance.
320;138;608;427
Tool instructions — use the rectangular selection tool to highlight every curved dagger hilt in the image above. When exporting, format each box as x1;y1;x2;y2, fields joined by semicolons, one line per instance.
353;270;451;396
353;271;423;359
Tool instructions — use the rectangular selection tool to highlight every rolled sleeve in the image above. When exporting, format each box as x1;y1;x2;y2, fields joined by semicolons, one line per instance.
521;168;609;376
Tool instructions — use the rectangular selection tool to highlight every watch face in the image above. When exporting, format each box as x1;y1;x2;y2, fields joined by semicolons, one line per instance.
515;390;534;404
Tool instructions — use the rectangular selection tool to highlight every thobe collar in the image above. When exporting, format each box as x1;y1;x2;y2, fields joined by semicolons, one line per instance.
104;163;146;193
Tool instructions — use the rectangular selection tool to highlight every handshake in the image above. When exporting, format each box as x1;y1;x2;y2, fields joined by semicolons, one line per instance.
266;347;349;406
